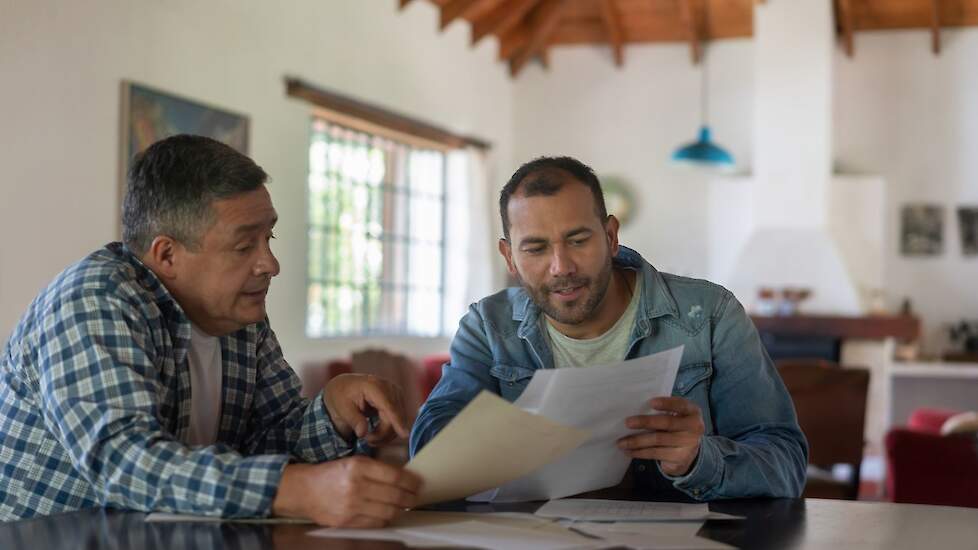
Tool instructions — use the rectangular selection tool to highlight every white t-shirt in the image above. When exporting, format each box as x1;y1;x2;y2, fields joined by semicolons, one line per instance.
544;273;643;369
183;323;223;447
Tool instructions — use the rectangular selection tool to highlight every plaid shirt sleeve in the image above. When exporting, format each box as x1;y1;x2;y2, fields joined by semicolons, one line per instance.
238;323;355;462
36;290;288;518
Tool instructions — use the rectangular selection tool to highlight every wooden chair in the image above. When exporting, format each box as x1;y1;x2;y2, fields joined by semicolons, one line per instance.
777;361;870;500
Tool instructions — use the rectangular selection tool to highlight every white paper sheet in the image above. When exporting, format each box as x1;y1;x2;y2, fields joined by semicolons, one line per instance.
144;513;312;524
310;511;596;550
564;521;737;550
536;499;743;522
309;510;735;550
475;346;684;502
406;391;590;506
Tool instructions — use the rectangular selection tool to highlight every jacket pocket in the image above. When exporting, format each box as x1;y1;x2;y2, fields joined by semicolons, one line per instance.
674;362;713;395
489;364;537;401
674;362;714;434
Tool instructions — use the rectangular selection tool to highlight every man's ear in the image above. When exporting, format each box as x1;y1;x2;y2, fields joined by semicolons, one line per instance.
142;236;181;279
605;215;621;257
498;238;518;277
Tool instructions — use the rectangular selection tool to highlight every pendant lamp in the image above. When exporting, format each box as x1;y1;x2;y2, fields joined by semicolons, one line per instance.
671;30;735;171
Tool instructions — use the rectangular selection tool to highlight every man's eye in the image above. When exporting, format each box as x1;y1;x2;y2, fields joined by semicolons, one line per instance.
235;245;254;254
570;238;588;246
523;248;544;255
267;232;276;241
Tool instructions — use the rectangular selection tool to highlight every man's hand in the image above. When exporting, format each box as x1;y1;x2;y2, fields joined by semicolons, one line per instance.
617;396;705;477
323;374;408;446
272;457;423;527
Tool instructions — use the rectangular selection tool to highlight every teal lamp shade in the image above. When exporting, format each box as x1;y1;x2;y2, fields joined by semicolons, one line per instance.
671;125;735;170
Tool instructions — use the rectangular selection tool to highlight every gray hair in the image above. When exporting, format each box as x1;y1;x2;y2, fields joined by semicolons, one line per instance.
122;134;268;255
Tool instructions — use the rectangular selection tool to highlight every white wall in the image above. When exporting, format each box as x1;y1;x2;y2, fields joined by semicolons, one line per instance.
0;0;514;366
513;29;978;353
834;29;978;350
512;41;754;278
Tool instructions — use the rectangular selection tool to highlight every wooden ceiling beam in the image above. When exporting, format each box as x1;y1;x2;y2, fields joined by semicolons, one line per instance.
599;0;625;67
440;0;490;30
837;0;855;57
510;0;569;76
472;0;541;45
678;0;702;65
931;0;942;54
498;26;529;60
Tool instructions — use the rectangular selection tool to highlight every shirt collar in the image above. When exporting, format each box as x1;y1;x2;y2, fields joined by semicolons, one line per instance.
108;241;193;350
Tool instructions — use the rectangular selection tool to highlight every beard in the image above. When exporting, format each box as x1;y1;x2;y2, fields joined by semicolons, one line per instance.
520;255;614;326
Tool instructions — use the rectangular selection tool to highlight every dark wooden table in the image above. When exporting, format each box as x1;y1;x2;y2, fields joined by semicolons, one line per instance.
3;498;978;549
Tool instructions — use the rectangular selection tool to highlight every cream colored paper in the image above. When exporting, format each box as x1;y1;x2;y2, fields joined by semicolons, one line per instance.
406;391;590;506
478;346;684;502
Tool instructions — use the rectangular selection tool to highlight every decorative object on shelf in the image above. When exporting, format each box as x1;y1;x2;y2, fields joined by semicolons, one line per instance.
753;287;813;316
670;1;735;172
957;206;978;256
600;175;637;227
121;81;249;187
948;320;978;362
900;204;944;256
779;288;812;316
755;287;778;316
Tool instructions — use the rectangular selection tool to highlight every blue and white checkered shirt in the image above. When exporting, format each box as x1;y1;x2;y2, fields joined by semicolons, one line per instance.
0;243;352;521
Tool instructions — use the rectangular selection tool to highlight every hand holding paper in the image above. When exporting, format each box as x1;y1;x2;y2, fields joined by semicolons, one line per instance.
405;392;590;506
618;395;706;476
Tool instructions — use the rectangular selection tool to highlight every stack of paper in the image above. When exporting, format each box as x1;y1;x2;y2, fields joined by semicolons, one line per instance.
406;391;590;506
309;509;739;550
476;346;684;502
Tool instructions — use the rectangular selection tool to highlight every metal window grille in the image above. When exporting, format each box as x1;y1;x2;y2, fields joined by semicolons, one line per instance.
306;118;446;337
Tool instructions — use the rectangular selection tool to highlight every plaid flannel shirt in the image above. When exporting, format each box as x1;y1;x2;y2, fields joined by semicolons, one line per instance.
0;243;352;521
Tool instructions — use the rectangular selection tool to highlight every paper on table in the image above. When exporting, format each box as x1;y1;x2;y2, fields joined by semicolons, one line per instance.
398;520;593;550
476;346;684;502
310;511;597;550
535;499;743;522
406;391;590;506
564;521;737;550
144;513;312;524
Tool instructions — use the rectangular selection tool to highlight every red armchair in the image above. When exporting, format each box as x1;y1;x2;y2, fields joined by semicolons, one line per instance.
885;408;978;507
420;353;450;399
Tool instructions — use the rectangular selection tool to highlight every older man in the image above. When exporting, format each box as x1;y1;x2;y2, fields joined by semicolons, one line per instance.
411;156;807;501
0;135;420;525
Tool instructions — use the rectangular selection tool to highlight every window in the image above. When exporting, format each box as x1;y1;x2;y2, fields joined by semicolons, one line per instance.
306;119;447;337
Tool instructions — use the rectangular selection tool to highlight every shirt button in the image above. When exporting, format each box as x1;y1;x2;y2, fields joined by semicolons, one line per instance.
637;464;646;472
508;382;514;386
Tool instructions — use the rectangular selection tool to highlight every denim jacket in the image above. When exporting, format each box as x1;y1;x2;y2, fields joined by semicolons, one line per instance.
410;246;808;500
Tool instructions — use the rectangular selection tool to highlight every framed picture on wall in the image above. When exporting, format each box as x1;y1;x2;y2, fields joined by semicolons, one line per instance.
900;204;944;256
958;206;978;256
119;81;250;217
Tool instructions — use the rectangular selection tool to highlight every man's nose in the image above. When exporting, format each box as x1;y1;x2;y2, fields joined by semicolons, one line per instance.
254;245;280;278
549;245;576;277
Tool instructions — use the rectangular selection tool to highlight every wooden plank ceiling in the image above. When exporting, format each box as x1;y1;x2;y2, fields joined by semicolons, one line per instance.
399;0;978;76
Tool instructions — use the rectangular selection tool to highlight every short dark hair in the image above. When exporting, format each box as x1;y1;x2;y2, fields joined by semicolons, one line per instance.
122;134;268;255
499;156;608;239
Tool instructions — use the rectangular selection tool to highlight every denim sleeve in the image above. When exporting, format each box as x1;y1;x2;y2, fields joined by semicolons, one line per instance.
410;304;499;456
239;324;355;462
37;292;287;518
663;293;809;500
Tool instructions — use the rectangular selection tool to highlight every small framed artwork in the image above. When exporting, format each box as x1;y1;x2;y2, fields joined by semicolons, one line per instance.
120;81;249;184
958;206;978;256
900;204;944;256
